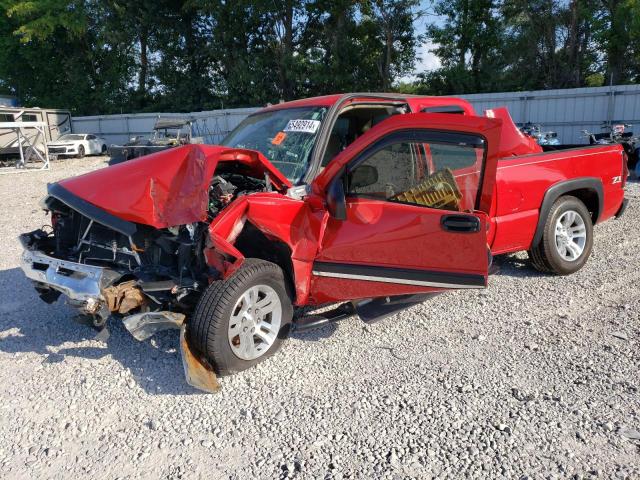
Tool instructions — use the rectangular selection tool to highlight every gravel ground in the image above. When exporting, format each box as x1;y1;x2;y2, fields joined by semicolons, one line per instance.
0;157;638;480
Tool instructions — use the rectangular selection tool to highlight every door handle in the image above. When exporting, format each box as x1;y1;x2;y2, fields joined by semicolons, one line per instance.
441;214;480;233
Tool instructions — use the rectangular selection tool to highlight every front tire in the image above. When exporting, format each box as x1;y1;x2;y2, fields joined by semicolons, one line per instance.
529;195;593;275
77;145;85;158
188;259;293;375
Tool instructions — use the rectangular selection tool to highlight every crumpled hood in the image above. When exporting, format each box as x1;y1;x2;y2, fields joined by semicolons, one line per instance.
56;144;291;228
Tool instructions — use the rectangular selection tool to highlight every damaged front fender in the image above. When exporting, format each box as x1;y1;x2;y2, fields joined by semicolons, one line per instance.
206;192;327;304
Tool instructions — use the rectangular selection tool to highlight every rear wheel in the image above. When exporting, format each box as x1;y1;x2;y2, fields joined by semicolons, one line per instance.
101;144;107;154
77;145;85;159
529;195;593;275
188;259;292;375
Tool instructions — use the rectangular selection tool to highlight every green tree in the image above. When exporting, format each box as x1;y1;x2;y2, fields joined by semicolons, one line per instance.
417;0;618;93
0;0;134;114
204;1;278;107
595;0;640;84
362;0;420;90
422;0;504;94
501;0;600;89
301;0;362;94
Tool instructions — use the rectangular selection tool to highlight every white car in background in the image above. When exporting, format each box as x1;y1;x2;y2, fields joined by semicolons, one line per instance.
47;133;108;158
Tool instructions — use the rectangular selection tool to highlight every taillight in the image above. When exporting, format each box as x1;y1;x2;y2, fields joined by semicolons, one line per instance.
51;212;59;228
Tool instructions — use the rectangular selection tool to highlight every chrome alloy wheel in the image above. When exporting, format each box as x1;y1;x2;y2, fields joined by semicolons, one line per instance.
554;210;587;261
228;284;282;360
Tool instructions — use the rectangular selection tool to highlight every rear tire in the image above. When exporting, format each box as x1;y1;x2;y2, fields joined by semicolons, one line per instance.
77;145;85;159
101;144;107;154
528;195;593;275
188;259;293;376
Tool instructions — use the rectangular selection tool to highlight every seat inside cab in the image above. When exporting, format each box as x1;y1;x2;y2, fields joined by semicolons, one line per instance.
321;104;407;167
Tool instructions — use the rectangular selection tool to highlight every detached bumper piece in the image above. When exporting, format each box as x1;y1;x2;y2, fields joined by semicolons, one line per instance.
122;312;220;393
180;325;221;393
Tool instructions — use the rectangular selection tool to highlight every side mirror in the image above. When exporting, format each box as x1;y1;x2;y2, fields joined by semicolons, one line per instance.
326;174;347;220
348;164;378;189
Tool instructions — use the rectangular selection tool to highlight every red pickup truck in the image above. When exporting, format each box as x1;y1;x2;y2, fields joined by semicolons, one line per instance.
19;93;628;391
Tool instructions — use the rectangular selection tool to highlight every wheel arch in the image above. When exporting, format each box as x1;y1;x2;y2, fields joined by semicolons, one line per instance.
532;177;603;247
233;221;296;301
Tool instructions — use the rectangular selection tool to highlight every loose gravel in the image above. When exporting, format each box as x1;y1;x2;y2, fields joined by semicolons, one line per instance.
0;157;638;479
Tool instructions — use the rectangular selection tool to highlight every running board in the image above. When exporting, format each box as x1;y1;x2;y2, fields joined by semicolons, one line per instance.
293;303;356;332
293;293;440;331
355;293;439;324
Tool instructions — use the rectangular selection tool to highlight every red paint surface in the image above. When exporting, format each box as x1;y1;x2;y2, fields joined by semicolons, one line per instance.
489;144;626;253
312;199;489;302
51;94;627;306
59;144;290;229
484;107;543;158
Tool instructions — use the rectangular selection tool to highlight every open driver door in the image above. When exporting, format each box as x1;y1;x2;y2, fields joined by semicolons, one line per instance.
307;112;502;313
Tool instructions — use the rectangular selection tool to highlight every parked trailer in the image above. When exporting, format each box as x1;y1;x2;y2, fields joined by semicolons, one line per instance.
0;107;72;160
0;121;50;170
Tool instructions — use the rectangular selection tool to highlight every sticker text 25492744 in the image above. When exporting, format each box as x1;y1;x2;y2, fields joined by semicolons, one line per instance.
284;119;321;134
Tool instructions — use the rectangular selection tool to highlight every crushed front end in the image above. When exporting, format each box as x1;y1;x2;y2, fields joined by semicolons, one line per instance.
19;186;223;391
20;186;213;325
18;145;290;392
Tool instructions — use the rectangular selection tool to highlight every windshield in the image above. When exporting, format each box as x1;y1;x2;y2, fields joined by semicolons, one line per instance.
58;134;85;141
221;106;327;183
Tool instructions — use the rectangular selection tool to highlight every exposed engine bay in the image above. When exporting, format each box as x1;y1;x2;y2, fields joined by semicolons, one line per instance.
21;172;267;324
207;173;267;220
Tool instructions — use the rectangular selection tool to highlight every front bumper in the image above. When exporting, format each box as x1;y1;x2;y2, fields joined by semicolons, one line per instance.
48;146;77;155
19;237;110;319
19;235;221;393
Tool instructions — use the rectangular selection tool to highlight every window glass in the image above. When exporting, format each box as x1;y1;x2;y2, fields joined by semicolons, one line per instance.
222;106;327;184
58;134;85;141
87;134;95;140
346;134;485;212
21;114;37;122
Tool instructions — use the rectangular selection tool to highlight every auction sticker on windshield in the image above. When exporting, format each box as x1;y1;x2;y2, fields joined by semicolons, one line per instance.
284;119;321;134
271;131;287;145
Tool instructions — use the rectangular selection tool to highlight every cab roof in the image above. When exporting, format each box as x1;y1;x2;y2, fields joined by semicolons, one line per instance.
260;93;477;116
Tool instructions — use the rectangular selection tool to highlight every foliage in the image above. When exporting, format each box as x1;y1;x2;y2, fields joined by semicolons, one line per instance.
418;0;640;94
0;0;421;113
0;0;637;114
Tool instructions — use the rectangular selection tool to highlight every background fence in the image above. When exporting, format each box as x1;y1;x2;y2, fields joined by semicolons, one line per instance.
460;84;640;144
72;84;640;146
72;107;259;145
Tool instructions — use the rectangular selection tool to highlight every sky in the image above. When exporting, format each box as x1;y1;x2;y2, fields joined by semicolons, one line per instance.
406;1;443;81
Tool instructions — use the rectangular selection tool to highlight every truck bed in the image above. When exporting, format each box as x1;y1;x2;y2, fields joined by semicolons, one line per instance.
489;144;626;255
